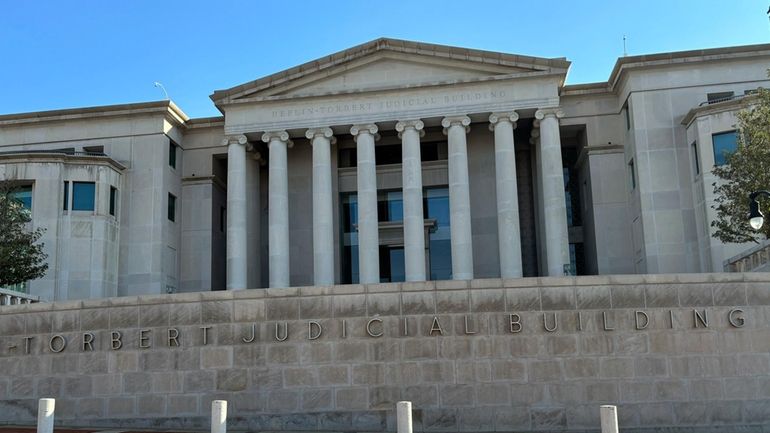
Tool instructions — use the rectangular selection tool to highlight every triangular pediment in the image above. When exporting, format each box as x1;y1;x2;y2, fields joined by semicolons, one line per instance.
211;38;570;105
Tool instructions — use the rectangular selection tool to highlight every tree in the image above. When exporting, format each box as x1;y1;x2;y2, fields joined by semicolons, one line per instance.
0;184;48;288
712;87;770;243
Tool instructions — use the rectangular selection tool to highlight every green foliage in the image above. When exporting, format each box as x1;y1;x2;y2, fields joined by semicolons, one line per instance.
712;88;770;243
0;184;48;287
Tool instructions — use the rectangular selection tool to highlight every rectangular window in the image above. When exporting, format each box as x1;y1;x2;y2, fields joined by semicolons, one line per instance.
712;131;737;166
63;181;69;210
169;140;177;169
11;186;33;210
72;182;95;211
168;193;177;222
109;186;117;216
707;91;734;104
628;159;636;191
691;141;700;175
220;206;226;232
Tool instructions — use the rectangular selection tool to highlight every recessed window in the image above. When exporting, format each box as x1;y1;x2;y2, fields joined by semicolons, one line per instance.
109;187;117;216
72;182;95;211
712;131;737;166
10;186;32;210
624;103;631;130
628;159;636;191
63;181;69;210
169;140;177;169
691;141;700;175
220;206;226;232
168;193;177;222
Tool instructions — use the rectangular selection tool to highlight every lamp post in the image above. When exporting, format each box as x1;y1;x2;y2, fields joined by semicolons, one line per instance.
748;190;770;230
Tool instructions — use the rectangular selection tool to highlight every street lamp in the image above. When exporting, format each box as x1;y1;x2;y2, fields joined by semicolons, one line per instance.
748;190;770;230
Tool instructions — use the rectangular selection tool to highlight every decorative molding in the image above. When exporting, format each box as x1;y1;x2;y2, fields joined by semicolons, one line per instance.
488;111;519;131
350;124;380;142
306;127;337;146
261;130;293;149
396;119;425;139
441;115;471;135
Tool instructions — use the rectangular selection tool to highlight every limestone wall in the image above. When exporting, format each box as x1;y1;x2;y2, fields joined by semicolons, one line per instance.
1;273;769;432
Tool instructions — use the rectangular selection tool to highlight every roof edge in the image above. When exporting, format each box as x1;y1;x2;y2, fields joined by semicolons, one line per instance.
0;100;190;126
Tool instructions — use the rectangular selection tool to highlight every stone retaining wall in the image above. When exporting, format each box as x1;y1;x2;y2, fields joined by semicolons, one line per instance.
1;273;770;432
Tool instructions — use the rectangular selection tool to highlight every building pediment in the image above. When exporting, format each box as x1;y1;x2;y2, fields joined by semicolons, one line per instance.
211;38;570;106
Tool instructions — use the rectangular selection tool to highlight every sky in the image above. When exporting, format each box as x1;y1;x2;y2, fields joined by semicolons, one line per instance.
1;0;768;119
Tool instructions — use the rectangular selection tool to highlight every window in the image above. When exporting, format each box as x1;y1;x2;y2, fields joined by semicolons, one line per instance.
63;181;69;210
377;191;403;222
707;91;734;104
628;159;636;191
10;186;32;210
424;187;451;280
624;103;631;130
691;141;700;175
168;193;177;222
109;187;117;216
712;131;737;166
169;140;177;169
71;182;95;211
220;206;226;232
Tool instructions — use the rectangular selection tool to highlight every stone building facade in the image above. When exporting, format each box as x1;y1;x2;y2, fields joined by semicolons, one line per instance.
1;38;769;300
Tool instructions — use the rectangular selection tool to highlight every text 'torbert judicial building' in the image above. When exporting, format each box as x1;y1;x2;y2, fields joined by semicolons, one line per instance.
2;38;769;301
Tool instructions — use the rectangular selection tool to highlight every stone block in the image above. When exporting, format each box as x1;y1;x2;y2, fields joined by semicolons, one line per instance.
546;335;578;356
724;377;758;399
476;383;510;406
335;387;369;410
317;365;349;386
423;408;458;431
215;368;247;391
620;381;654;402
564;358;599;379
673;401;709;425
352;411;387;431
76;397;104;417
654;379;688;400
638;402;675;424
370;339;401;362
139;303;169;327
332;294;366;317
403;339;437;360
318;412;351;430
25;312;52;334
645;286;679;308
402;292;435;315
688;379;724;400
369;386;401;409
506;287;541;311
367;293;401;315
284;366;318;387
201;346;233;369
599;357;634;378
528;360;562;382
52;310;80;332
494;406;530;431
234;345;265;367
136;394;166;415
334;341;368;362
678;285;714;307
576;286;611;309
421;361;454;383
9;378;33;398
540;286;575;310
250;367;283;389
233;299;265;323
140;351;171;371
634;356;668;377
107;397;135;417
491;359;526;381
713;284;747;306
183;370;215;393
302;389;333;411
169;302;202;325
549;383;585;403
92;374;122;396
435;291;469;313
610;286;645;308
585;381;619;403
457;407;495;432
531;408;566;429
300;296;332;319
108;306;139;328
64;376;92;397
471;289;505;312
267;389;299;413
403;385;439;408
201;300;233;323
168;394;198;415
36;377;62;398
708;400;743;424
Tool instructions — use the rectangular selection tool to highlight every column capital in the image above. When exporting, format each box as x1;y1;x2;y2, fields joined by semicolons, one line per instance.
396;119;425;139
534;108;564;120
350;124;380;142
221;134;248;146
441;115;471;134
262;130;293;148
488;111;519;131
306;127;337;145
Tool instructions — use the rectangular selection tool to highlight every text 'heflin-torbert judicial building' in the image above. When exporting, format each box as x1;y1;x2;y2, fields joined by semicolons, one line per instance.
3;39;770;432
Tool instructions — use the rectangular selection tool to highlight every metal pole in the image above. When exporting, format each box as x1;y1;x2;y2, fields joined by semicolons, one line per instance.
211;400;227;433
37;398;55;433
600;405;619;433
396;401;413;433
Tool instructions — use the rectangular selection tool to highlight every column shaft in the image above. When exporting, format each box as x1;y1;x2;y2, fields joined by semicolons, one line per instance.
537;110;570;276
443;116;474;280
491;112;523;278
264;131;291;288
352;124;380;284
308;128;335;286
398;120;427;281
225;136;247;290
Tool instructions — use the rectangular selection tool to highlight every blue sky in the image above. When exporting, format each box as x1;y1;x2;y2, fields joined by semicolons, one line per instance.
1;1;768;118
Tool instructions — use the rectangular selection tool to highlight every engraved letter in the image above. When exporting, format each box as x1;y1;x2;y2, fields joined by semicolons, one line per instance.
139;329;151;349
168;328;180;347
464;316;476;335
275;322;288;342
111;331;122;350
602;311;615;331
82;333;94;351
669;310;675;329
200;326;212;345
242;323;256;343
635;311;649;330
577;312;583;331
308;321;322;340
24;336;33;354
49;335;67;353
367;318;384;338
430;316;444;336
728;309;745;328
693;309;709;328
403;318;409;336
543;312;558;332
509;314;522;333
342;319;347;338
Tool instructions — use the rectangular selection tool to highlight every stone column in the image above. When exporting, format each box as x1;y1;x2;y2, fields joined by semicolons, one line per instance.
396;119;427;282
535;108;570;276
306;127;336;286
350;124;380;284
441;116;474;280
489;111;523;278
262;130;293;288
224;134;248;290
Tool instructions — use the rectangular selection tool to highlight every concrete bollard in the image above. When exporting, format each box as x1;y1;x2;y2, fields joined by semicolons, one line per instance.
211;400;227;433
600;405;619;433
396;401;413;433
37;398;55;433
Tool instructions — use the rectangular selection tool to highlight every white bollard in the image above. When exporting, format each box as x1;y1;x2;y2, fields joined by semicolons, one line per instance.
37;398;55;433
396;401;413;433
211;400;227;433
600;405;619;433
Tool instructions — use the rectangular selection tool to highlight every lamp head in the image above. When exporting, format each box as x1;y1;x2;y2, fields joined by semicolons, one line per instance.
749;198;764;230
